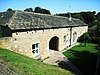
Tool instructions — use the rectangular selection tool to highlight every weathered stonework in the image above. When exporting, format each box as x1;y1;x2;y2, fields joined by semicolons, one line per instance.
10;26;88;59
0;10;88;59
0;37;12;50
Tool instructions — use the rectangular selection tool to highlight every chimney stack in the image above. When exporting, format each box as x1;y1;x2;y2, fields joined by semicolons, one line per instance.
68;6;71;20
68;12;71;20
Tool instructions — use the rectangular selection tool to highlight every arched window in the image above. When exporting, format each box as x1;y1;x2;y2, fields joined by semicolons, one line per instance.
73;32;77;42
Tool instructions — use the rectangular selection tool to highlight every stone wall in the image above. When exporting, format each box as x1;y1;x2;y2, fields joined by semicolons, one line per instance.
12;28;71;59
0;37;13;50
0;26;88;59
11;26;88;59
71;26;88;45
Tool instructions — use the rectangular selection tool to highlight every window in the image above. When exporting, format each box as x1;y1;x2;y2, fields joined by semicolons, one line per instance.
64;35;66;42
32;43;39;56
73;32;77;42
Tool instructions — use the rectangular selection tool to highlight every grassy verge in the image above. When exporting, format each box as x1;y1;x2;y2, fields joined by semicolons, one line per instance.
0;48;74;75
63;43;98;75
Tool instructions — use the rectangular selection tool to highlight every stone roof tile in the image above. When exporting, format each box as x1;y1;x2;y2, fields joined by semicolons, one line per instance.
0;10;87;30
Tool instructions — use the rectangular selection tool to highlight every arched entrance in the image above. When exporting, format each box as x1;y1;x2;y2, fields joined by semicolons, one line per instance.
49;36;59;51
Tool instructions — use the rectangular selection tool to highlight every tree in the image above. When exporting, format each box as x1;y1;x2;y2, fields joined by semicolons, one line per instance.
0;26;2;38
80;11;96;27
34;7;51;14
55;13;84;21
41;9;51;14
7;8;13;12
96;12;100;21
55;11;96;27
71;13;84;21
34;7;41;13
78;32;90;46
24;8;33;12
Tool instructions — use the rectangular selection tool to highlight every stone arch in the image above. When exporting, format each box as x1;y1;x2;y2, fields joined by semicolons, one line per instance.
49;36;59;51
73;32;77;42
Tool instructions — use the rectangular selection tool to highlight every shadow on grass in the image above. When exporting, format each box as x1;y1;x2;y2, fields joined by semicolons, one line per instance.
58;59;83;75
60;50;98;75
95;44;100;75
95;44;100;50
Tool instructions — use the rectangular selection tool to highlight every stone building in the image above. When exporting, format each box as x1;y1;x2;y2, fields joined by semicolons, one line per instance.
0;10;88;59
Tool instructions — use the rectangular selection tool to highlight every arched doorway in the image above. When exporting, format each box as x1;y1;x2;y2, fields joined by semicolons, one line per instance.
49;36;59;51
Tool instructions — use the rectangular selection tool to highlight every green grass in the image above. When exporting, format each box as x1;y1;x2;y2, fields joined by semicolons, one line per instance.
63;43;98;75
0;48;74;75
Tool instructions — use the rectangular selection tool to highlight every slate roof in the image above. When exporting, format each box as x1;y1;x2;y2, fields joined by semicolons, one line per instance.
89;25;97;31
0;10;87;30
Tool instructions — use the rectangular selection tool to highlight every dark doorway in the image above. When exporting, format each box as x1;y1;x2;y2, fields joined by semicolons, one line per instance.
49;36;59;51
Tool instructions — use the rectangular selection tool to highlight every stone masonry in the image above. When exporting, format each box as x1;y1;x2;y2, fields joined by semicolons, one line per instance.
0;26;88;59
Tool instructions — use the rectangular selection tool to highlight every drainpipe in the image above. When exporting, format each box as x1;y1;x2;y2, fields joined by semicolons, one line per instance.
70;27;72;46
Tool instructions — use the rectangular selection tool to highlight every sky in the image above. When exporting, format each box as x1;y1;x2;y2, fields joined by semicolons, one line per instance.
0;0;100;14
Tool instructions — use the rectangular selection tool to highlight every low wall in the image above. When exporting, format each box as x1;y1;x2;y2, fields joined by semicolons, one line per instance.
0;37;13;51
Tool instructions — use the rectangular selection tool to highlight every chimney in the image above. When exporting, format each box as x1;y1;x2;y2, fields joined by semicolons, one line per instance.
68;6;71;20
68;12;71;20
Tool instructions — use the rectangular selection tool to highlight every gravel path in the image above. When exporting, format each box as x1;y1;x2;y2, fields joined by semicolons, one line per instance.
43;50;83;75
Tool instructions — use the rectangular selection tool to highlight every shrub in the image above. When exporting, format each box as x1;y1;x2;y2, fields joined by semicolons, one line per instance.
0;26;2;38
78;32;90;43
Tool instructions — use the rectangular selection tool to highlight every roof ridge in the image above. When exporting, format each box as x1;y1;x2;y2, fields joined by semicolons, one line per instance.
8;11;17;26
16;10;69;19
71;18;81;20
70;20;76;25
0;10;87;30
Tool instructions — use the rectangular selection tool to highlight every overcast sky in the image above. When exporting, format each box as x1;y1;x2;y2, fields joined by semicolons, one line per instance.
0;0;100;14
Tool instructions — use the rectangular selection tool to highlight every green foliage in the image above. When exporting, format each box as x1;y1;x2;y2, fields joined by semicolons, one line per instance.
34;7;51;14
7;8;13;12
96;12;100;21
80;11;95;27
34;7;41;13
78;31;100;44
24;8;33;12
0;48;74;75
63;43;98;75
93;37;100;44
55;11;97;27
0;26;2;38
96;25;100;37
72;13;84;21
78;32;90;43
88;24;100;44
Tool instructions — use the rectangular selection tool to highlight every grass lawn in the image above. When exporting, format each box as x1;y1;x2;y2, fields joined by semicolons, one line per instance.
63;43;98;75
0;48;75;75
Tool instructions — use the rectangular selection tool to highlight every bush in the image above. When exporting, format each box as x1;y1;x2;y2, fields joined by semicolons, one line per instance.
78;32;90;43
78;32;100;44
0;27;2;38
93;37;100;44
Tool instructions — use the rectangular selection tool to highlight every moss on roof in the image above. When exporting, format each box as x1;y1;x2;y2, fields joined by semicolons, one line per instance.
0;10;87;30
0;11;15;26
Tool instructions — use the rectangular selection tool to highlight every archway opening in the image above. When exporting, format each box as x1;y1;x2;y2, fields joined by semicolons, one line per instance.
49;36;59;51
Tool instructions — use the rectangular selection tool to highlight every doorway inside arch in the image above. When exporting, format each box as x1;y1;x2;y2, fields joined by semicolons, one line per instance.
49;36;59;51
